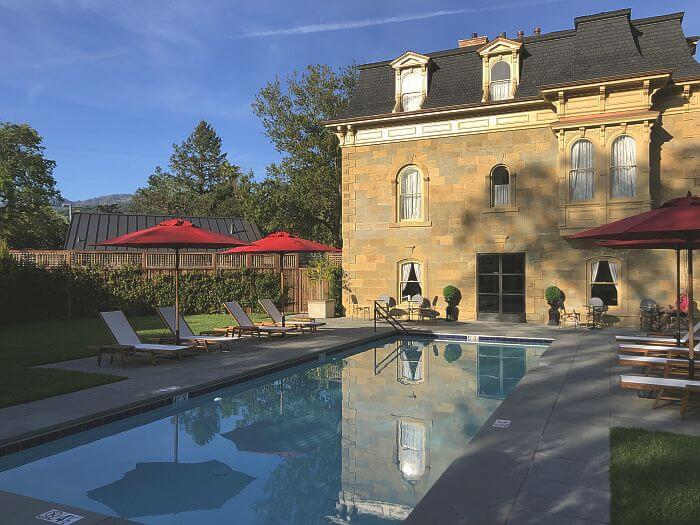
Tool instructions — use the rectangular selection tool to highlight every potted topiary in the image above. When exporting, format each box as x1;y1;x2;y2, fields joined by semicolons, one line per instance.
443;285;462;321
544;285;563;325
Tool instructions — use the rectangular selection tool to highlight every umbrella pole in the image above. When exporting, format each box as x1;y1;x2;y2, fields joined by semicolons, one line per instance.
280;253;285;324
677;249;681;346
688;245;695;379
175;247;180;345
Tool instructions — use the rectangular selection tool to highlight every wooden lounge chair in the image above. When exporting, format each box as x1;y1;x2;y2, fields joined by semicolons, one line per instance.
617;354;692;377
618;342;696;357
156;306;235;352
615;321;700;346
224;301;299;339
94;310;194;367
620;374;700;418
258;299;325;332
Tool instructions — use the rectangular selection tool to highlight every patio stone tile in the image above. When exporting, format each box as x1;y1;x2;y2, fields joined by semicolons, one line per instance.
406;467;523;525
514;478;610;523
536;423;610;462
529;453;609;491
611;415;679;433
507;504;608;525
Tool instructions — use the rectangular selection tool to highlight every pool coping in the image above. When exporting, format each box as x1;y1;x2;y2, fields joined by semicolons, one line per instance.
0;329;552;458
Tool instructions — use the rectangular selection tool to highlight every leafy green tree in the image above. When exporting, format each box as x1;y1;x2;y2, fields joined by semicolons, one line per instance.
0;122;66;248
249;64;357;246
130;121;251;216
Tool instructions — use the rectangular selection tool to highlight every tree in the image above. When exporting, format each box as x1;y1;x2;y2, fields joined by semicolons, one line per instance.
249;64;357;246
130;121;251;216
0;122;66;248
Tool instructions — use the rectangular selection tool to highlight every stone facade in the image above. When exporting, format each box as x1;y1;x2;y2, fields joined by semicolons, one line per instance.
337;85;700;325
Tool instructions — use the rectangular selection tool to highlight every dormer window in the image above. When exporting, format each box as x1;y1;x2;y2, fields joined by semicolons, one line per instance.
401;71;423;112
478;37;522;102
390;51;431;113
489;62;511;101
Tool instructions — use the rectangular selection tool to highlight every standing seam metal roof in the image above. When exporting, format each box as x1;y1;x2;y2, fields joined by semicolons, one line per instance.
64;213;262;251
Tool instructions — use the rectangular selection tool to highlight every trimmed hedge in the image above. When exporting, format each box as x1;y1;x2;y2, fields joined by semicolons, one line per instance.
0;256;282;324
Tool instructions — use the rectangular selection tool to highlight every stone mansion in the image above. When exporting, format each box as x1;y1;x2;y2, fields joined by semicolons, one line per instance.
327;8;700;325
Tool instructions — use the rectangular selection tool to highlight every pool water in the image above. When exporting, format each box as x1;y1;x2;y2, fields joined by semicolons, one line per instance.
0;336;547;524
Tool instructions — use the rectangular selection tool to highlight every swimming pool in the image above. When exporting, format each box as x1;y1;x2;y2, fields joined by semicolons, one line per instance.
0;335;548;524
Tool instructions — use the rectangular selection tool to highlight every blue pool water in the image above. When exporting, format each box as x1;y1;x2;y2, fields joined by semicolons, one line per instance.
0;336;547;524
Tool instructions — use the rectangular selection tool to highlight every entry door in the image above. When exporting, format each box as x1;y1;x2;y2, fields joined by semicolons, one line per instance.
477;253;526;322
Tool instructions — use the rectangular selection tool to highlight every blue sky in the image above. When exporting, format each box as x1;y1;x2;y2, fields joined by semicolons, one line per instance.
1;0;698;200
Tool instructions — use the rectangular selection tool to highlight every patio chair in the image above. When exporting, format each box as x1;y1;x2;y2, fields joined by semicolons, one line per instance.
94;310;194;367
585;297;606;328
223;301;299;339
418;298;439;323
156;306;235;352
259;299;325;332
620;374;700;418
615;321;700;346
350;294;370;319
560;305;580;329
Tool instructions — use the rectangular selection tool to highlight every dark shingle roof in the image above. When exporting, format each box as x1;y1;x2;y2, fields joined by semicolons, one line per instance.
338;9;700;120
64;213;262;251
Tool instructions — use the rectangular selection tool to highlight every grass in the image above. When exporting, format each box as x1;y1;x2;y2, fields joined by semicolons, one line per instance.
0;312;268;410
610;427;700;525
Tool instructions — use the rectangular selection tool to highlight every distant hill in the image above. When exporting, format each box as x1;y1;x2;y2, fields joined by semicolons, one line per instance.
53;194;133;216
71;194;133;208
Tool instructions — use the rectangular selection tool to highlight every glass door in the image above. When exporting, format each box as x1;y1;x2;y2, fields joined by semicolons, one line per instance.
477;253;526;322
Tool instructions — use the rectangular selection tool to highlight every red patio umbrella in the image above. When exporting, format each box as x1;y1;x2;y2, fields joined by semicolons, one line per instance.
96;219;249;343
571;193;700;377
222;231;340;317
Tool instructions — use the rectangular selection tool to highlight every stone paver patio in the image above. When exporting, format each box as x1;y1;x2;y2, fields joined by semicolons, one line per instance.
0;318;698;524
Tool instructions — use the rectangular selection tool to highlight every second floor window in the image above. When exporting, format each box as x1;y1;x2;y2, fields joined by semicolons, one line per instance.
401;71;422;112
489;61;511;101
398;166;422;220
570;139;594;201
491;166;510;206
611;135;637;198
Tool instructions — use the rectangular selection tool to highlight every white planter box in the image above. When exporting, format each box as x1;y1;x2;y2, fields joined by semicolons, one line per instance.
307;300;335;319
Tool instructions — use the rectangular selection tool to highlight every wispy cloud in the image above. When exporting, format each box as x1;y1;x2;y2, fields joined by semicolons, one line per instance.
235;0;564;39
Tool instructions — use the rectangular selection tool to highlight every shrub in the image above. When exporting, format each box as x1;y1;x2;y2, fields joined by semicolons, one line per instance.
443;285;462;305
544;285;563;303
444;343;463;363
308;256;347;316
0;257;283;324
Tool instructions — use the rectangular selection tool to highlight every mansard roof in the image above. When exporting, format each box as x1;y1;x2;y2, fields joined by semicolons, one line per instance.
335;9;700;122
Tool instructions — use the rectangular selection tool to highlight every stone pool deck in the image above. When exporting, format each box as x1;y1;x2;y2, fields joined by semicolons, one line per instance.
1;318;699;524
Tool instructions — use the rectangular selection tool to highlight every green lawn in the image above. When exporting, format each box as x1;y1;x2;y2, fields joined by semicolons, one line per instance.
0;312;268;409
610;427;700;525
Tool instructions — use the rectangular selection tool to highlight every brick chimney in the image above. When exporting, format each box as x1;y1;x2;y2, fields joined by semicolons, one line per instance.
534;27;541;36
458;32;488;48
517;30;524;41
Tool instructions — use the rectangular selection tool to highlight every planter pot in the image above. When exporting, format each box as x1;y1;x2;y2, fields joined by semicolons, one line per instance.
307;300;335;319
445;304;460;322
547;301;560;326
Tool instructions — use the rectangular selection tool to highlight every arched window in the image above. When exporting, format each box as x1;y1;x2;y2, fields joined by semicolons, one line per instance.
611;136;637;198
489;62;511;101
398;341;424;384
399;261;422;302
569;139;594;201
398;166;422;221
491;165;510;207
397;420;426;482
401;71;422;112
589;259;619;307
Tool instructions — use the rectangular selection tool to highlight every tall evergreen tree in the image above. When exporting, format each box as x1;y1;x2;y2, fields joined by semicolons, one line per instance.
131;121;250;216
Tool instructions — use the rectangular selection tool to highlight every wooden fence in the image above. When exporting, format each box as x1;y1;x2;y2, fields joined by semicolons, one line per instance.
9;250;339;313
